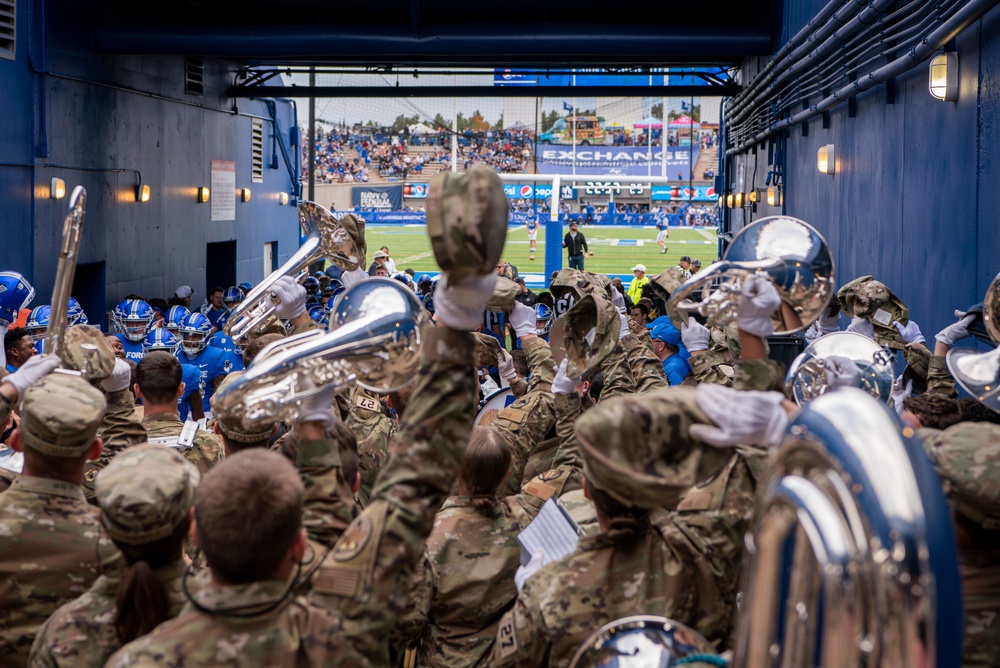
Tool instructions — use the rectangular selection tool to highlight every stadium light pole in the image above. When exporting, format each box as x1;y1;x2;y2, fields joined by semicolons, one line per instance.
451;98;457;172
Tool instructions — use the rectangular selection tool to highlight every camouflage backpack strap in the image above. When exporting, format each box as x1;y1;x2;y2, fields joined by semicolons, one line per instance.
312;500;390;602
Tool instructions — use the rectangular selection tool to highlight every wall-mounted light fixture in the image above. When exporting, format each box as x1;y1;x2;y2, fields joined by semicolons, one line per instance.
734;192;744;207
817;144;836;175
50;178;66;200
278;192;289;206
726;193;734;208
929;52;958;101
241;188;252;203
197;187;210;203
717;195;724;208
136;184;151;203
767;186;783;207
748;189;758;204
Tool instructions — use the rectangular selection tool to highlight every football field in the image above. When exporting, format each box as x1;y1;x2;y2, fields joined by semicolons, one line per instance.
367;225;719;283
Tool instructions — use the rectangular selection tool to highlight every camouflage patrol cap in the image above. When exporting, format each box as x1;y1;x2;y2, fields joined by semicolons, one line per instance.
587;272;613;298
426;163;508;278
213;372;276;443
20;373;106;457
550;268;600;303
837;276;910;349
926;422;1000;529
473;332;502;369
61;325;116;382
550;293;620;378
648;267;688;302
95;444;200;544
486;276;519;313
575;388;729;509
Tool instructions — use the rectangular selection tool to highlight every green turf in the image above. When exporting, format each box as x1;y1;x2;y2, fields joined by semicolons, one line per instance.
370;226;719;280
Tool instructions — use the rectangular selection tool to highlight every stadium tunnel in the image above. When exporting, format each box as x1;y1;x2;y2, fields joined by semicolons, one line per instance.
1;0;998;340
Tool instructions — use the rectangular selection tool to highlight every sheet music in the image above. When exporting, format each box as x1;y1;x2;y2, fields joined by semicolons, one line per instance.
517;497;582;568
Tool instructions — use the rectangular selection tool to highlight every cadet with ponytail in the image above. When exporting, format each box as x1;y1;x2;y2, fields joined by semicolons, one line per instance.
29;445;200;667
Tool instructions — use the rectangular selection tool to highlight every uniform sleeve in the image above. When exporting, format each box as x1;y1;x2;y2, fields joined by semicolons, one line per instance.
98;388;148;452
521;336;556;390
309;326;477;663
508;376;528;399
689;350;735;387
621;332;669;393
297;437;359;548
926;355;957;398
392;553;433;652
598;340;637;399
549;392;584;472
490;583;549;667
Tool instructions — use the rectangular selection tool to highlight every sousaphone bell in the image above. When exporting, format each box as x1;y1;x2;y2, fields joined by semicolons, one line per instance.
785;332;895;405
947;271;1000;412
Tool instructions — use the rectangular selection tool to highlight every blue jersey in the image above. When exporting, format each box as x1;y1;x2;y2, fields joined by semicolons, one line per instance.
526;219;538;232
114;334;145;363
208;332;245;371
662;354;692;386
177;346;237;412
178;362;205;422
204;306;228;330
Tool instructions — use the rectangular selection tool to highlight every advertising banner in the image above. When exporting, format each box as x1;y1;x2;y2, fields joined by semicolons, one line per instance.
502;183;577;200
402;183;428;199
536;145;700;178
651;184;717;201
352;185;403;211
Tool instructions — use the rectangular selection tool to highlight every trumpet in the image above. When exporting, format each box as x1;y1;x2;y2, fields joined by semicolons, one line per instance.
225;202;361;343
668;216;835;335
946;271;1000;411
213;278;427;429
45;186;86;358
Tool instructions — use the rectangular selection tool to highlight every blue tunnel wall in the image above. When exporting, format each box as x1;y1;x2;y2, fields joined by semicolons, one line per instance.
725;2;1000;342
0;0;301;329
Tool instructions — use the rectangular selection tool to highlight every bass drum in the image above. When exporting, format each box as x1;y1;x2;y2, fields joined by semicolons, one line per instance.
734;388;962;668
475;388;516;426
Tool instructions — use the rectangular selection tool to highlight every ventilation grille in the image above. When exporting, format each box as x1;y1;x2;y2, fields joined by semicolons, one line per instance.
0;0;15;61
184;56;204;95
251;118;264;183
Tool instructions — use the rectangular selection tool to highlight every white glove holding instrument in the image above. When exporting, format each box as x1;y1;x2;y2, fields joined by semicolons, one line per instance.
681;319;711;353
101;359;133;393
690;384;789;448
893;320;926;345
434;273;497;331
610;289;627;315
817;305;841;335
498;349;517;381
890;376;913;416
846;316;875;340
935;313;976;348
3;354;61;399
299;383;340;431
509;301;537;339
340;268;368;290
618;314;631;340
736;275;781;337
271;276;308;320
515;548;546;592
824;355;862;390
551;358;582;396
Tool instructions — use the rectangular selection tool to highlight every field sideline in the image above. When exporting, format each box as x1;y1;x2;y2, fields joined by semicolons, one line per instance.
366;225;719;282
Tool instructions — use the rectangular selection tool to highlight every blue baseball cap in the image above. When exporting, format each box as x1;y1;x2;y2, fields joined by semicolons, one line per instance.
646;317;681;346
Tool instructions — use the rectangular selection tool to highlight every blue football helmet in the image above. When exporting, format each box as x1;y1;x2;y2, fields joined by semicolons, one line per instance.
26;305;51;342
237;281;252;295
142;328;180;355
0;271;34;328
223;286;243;308
302;276;321;299
308;305;328;325
67;297;88;326
165;305;191;333
177;312;213;358
113;299;156;343
417;274;433;286
393;273;413;289
534;303;554;336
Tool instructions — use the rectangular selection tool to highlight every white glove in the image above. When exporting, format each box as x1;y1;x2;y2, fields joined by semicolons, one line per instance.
551;358;581;396
690;384;789;448
934;313;976;348
3;354;61;399
509;301;536;339
893;320;925;345
890;376;913;416
817;306;841;335
434;274;497;330
804;322;822;343
610;289;626;314
824;355;862;390
0;324;7;368
515;548;546;592
271;276;307;320
101;359;133;393
340;268;368;289
846;316;875;340
498;349;517;381
681;319;711;353
300;385;339;430
736;275;781;337
618;314;631;340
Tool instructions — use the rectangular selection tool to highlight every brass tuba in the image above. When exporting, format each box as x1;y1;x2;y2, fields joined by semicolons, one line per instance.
785;332;895;405
668;216;835;334
213;278;427;430
733;388;963;668
946;271;1000;411
225;202;362;343
44;186;86;358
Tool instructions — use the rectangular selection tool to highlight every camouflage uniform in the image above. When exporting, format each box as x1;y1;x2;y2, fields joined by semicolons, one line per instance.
493;335;557;496
82;387;148;499
920;422;1000;668
141;411;223;477
344;386;395;505
689;349;735;387
307;326;478;664
0;375;114;667
597;339;637;399
620;328;669;393
491;387;760;666
927;354;958;397
395;495;533;667
30;445;200;668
